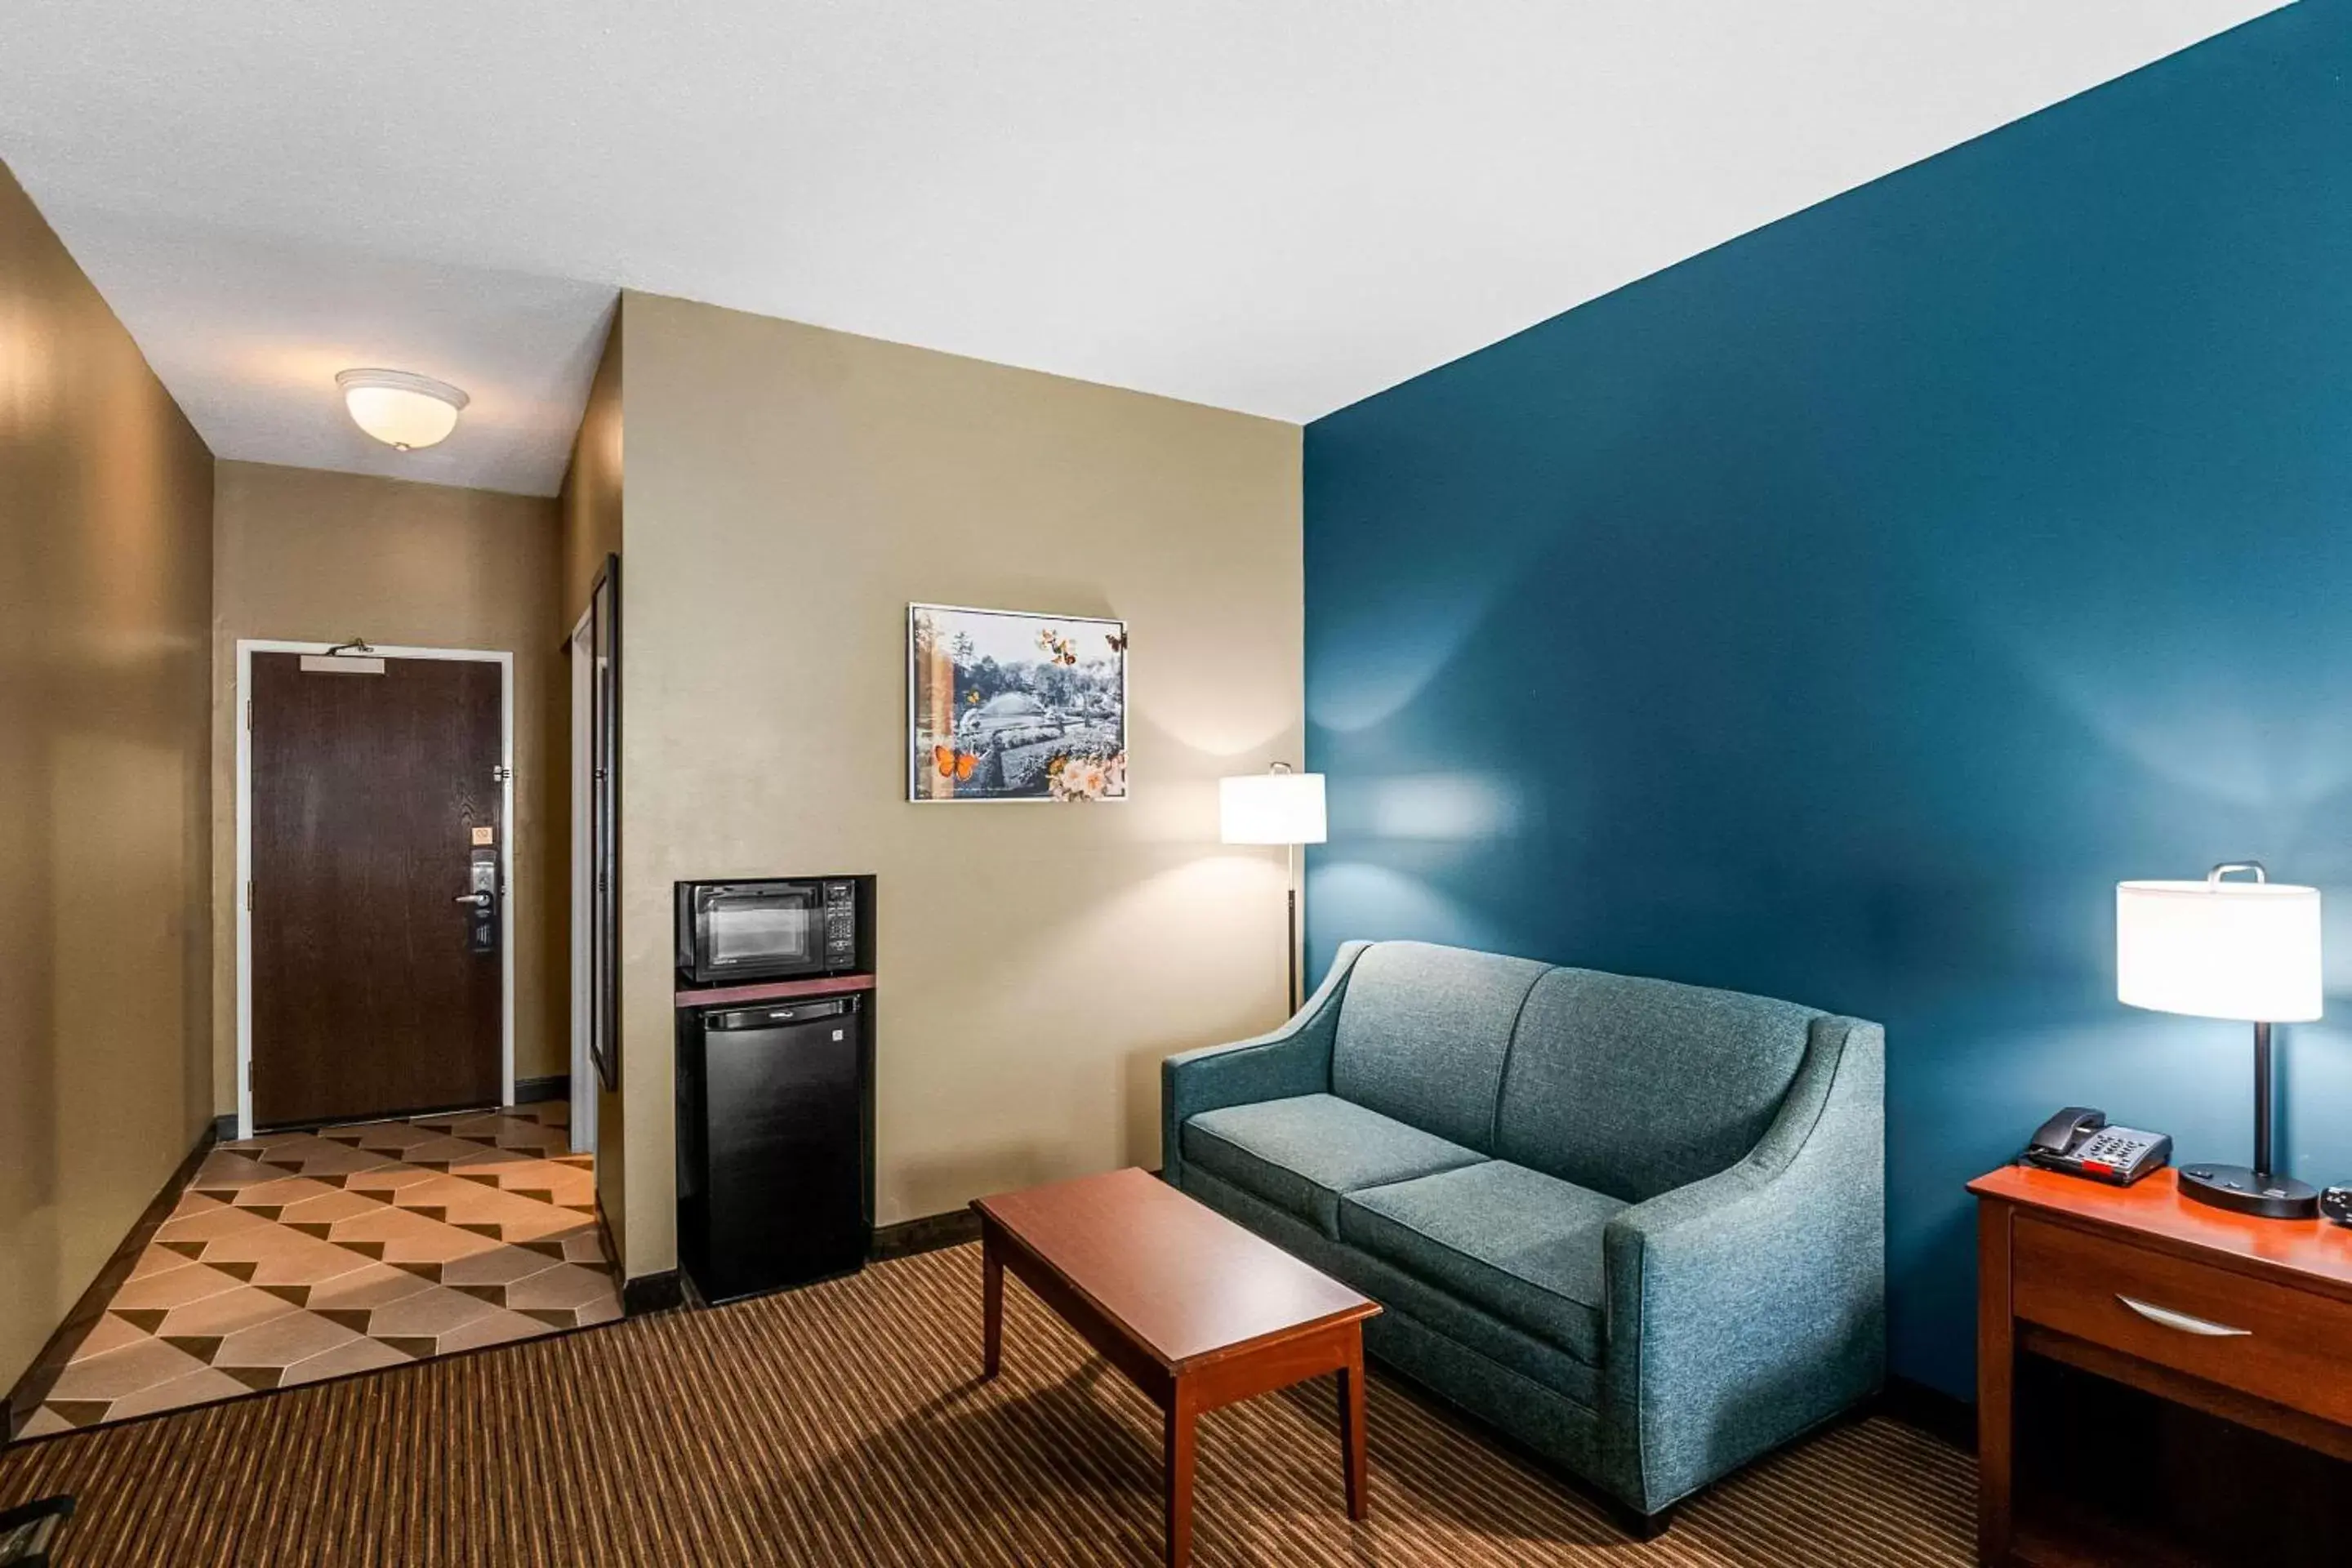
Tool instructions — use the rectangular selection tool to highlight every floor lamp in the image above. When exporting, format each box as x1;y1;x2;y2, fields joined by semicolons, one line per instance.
1219;764;1328;1015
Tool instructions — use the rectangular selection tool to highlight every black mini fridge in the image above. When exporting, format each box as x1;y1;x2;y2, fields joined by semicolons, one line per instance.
676;992;872;1303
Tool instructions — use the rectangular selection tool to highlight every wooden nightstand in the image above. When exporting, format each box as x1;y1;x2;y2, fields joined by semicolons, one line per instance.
1971;1163;2352;1566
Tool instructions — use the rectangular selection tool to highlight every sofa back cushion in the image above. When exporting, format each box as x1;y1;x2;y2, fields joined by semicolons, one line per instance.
1494;968;1819;1202
1332;942;1549;1150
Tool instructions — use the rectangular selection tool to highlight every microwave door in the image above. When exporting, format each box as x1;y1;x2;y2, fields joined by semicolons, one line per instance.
700;889;819;978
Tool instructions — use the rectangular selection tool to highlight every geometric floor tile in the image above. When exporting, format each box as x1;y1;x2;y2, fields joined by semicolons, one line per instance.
27;1101;618;1437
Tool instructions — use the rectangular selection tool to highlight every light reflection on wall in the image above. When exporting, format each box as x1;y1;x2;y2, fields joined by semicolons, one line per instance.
0;285;56;435
1302;861;1509;959
1305;581;1517;736
1355;772;1523;841
1931;532;2352;816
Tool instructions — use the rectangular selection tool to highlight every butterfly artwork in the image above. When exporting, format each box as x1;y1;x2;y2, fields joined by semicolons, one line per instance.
910;604;1128;801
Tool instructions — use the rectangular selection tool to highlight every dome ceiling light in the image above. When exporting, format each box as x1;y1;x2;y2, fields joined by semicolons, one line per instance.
336;368;470;451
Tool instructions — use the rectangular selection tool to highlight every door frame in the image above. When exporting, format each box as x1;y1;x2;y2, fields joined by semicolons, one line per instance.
234;638;517;1139
564;606;598;1156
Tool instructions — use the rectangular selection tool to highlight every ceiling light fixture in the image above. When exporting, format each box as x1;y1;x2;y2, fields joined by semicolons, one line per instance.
335;368;469;451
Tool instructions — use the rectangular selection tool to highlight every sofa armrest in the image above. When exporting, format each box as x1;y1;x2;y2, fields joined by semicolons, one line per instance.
1160;941;1370;1188
1597;1013;1886;1514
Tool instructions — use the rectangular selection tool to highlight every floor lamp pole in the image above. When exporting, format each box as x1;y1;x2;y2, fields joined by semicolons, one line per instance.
1286;841;1300;1016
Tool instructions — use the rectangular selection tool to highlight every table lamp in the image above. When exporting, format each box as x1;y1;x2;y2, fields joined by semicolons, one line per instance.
1220;764;1327;1014
2116;862;2323;1219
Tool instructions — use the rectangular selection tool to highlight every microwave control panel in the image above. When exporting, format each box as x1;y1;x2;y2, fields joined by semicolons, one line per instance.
823;880;858;963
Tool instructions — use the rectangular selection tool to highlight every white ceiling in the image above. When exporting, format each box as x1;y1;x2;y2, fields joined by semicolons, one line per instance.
0;1;2286;497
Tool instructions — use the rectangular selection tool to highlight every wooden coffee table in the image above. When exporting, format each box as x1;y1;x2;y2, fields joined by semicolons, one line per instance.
972;1167;1380;1566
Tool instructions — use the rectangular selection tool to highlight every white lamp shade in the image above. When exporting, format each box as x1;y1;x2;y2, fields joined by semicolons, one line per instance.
1220;771;1326;845
336;368;468;450
2117;878;2323;1022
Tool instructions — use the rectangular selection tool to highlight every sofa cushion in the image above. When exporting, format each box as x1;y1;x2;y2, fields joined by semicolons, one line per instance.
1495;968;1819;1202
1182;1162;1603;1410
1330;942;1550;1150
1182;1094;1487;1236
1340;1162;1626;1365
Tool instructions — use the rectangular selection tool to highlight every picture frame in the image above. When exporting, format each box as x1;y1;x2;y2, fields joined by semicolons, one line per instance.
907;603;1128;803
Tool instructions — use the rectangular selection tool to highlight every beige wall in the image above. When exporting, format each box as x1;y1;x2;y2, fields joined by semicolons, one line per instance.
0;160;216;1394
561;302;624;623
555;309;626;1254
209;461;564;1112
615;290;1302;1279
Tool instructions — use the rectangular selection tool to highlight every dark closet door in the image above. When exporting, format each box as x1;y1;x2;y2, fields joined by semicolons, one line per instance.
251;653;503;1128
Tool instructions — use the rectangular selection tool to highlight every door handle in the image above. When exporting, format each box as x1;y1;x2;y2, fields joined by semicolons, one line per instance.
2115;1294;2250;1338
452;891;492;910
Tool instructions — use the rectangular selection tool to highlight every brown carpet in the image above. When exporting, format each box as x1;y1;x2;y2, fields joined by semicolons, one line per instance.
0;1242;1972;1566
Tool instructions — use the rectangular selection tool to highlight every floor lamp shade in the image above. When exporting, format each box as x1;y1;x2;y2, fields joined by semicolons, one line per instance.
1219;772;1327;845
2116;878;2322;1023
1221;768;1325;1018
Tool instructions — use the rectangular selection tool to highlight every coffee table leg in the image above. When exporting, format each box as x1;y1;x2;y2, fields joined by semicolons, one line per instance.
981;1225;1004;1380
1338;1331;1370;1521
1165;1391;1196;1568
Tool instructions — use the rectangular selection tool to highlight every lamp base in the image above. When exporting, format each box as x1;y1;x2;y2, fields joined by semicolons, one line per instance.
2177;1163;2319;1220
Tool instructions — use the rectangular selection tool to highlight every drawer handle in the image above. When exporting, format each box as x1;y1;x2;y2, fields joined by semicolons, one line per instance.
2116;1294;2250;1338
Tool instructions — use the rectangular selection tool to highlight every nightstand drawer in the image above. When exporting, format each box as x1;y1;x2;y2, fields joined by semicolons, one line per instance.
2012;1212;2352;1425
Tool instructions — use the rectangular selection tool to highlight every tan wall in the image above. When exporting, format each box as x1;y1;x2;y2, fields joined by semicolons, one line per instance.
209;461;564;1112
561;302;624;623
555;310;625;1255
615;291;1302;1279
0;160;216;1394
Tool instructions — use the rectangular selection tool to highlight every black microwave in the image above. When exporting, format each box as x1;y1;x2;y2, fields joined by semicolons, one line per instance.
676;877;865;986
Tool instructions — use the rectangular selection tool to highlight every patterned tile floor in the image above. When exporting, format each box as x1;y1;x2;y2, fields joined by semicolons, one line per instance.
18;1102;619;1438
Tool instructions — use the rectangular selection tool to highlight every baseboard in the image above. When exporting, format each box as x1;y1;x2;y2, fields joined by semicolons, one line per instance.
871;1209;980;1262
211;1112;238;1143
655;1211;967;1308
621;1270;684;1316
512;1074;569;1105
6;1120;218;1441
868;1178;1160;1264
1875;1373;1974;1452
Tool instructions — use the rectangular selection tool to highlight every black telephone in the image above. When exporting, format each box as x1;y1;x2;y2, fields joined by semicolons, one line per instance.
2023;1107;2171;1186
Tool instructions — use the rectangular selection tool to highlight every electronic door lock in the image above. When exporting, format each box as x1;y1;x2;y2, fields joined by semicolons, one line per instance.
463;853;498;954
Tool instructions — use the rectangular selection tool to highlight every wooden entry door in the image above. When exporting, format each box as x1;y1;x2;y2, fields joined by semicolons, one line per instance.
251;652;505;1129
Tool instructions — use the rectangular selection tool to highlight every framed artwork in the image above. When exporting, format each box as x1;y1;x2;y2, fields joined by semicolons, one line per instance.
908;604;1128;802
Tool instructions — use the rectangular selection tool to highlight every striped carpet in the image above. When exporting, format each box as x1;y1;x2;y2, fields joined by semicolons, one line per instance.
0;1243;1972;1566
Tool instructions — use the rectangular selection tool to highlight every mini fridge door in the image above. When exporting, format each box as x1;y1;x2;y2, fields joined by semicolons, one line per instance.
678;994;871;1303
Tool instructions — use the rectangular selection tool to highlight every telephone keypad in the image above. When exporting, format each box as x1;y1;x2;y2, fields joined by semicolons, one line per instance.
2024;1121;2172;1186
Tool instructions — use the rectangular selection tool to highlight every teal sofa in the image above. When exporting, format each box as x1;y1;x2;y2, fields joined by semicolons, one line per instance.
1161;940;1884;1528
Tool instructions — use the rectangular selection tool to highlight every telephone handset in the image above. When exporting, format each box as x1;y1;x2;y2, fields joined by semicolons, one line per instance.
2023;1106;2171;1186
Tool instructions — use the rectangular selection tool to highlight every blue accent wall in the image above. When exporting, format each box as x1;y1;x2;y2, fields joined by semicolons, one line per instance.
1303;1;2352;1399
